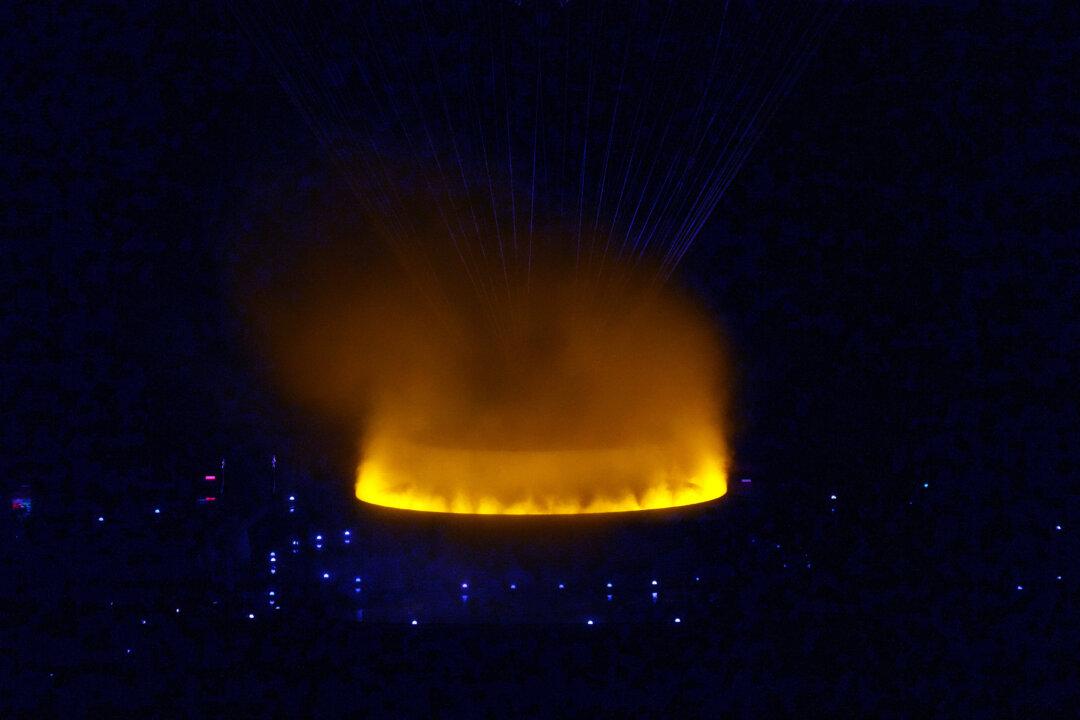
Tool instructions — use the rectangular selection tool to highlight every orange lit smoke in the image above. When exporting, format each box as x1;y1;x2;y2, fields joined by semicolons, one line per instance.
253;241;731;514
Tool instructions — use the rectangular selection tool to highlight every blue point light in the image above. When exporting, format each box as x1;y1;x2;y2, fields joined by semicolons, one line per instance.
586;619;594;625
248;613;255;619
606;582;613;588
675;617;681;624
461;582;469;589
97;516;104;523
154;508;161;515
651;579;658;586
354;577;362;584
288;495;295;502
558;583;565;590
510;583;517;590
411;619;418;626
322;572;330;580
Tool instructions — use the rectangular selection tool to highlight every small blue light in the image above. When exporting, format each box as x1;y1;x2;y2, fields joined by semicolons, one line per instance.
558;583;565;590
1016;585;1023;591
606;594;613;601
461;594;468;602
674;617;681;624
354;577;362;584
288;495;295;502
829;494;837;500
140;619;147;625
315;534;323;541
461;582;469;589
270;557;276;563
322;572;330;580
354;587;361;594
1056;525;1062;531
923;482;929;488
694;576;700;582
154;508;161;515
411;619;418;626
651;592;658;601
291;539;299;546
175;608;180;613
1057;575;1063;581
344;530;351;537
268;590;275;596
248;613;255;619
651;580;658;586
97;516;104;523
586;619;594;625
510;583;517;590
606;582;613;588
288;507;295;513
270;567;276;575
126;648;132;655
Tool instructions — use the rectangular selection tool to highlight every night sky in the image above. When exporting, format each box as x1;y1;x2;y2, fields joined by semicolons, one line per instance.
2;1;1078;715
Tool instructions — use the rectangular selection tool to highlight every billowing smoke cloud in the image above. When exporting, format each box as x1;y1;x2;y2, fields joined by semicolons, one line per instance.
246;209;731;513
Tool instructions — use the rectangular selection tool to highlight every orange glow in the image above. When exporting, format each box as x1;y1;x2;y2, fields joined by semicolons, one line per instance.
356;438;727;515
252;242;733;515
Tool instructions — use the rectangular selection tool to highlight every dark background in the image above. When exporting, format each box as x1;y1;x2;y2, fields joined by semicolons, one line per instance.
2;1;1077;715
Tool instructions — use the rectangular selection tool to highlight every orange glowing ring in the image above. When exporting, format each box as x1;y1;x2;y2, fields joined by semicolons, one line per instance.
356;437;727;515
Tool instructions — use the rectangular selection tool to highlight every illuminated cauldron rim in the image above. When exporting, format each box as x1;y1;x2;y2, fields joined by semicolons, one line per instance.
356;438;728;516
